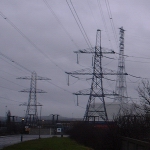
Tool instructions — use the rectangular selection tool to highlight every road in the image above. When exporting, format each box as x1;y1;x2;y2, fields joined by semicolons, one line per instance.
0;135;65;149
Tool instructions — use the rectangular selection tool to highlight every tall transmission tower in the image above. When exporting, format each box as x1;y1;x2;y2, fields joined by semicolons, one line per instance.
115;27;128;112
17;71;50;124
66;29;126;121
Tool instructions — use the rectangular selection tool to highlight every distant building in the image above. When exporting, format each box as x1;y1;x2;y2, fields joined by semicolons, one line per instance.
89;102;142;121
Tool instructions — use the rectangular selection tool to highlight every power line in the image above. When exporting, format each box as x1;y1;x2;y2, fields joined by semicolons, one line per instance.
66;0;92;49
115;51;149;59
86;0;99;29
104;0;118;48
104;52;150;64
0;11;78;100
0;69;19;78
43;0;80;49
47;80;72;94
128;74;149;79
0;49;74;99
0;100;21;105
0;85;19;92
0;56;26;73
0;96;22;103
126;55;150;60
0;11;65;72
127;76;141;83
0;75;27;88
69;0;92;48
125;59;150;64
0;51;31;73
103;59;116;66
97;0;113;49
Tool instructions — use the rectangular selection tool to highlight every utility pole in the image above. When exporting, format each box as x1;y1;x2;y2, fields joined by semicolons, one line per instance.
56;114;59;123
66;29;126;121
115;27;128;113
17;71;50;125
39;106;42;139
51;114;55;125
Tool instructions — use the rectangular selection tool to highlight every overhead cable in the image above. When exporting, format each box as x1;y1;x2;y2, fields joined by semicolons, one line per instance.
104;0;118;48
43;0;80;49
0;11;65;72
66;0;92;49
97;0;113;49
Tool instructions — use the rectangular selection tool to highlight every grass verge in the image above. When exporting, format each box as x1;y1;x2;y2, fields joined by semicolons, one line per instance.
2;137;93;150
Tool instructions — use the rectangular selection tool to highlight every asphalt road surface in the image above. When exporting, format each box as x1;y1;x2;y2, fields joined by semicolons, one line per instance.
0;135;55;149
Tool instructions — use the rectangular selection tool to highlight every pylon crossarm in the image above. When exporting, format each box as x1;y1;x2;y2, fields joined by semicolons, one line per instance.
73;88;116;96
88;110;108;112
19;102;28;106
17;76;50;80
36;76;51;80
74;47;115;54
68;72;93;75
74;93;118;97
73;88;103;95
66;68;92;85
26;104;42;106
67;72;127;75
36;89;47;93
16;76;31;80
73;88;91;95
19;89;47;93
19;102;42;106
66;68;128;76
74;47;95;53
65;68;93;75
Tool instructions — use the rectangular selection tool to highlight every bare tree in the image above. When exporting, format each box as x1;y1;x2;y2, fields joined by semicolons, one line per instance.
137;79;150;113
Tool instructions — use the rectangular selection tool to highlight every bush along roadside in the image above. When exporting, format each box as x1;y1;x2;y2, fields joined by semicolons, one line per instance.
68;121;121;150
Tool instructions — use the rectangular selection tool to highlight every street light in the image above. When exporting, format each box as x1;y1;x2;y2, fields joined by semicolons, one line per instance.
39;106;42;139
21;118;24;142
56;115;59;123
51;114;55;125
5;106;7;121
22;118;24;126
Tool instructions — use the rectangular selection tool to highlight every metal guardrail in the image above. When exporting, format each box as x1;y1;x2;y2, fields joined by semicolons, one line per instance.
121;136;150;150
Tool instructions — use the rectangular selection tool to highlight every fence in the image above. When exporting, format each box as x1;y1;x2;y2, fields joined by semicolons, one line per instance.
121;137;150;150
29;128;51;135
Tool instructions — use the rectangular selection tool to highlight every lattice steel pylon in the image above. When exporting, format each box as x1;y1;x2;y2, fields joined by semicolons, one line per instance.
17;71;50;124
115;27;128;112
66;29;125;121
83;29;108;121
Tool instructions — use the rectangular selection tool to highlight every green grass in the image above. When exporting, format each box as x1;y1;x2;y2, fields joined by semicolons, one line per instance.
2;137;93;150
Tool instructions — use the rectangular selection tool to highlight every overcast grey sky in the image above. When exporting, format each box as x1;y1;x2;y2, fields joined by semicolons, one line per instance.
0;0;150;119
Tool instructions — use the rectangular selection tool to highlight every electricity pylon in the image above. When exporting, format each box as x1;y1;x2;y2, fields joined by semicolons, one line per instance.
17;71;50;124
115;27;128;112
66;29;127;121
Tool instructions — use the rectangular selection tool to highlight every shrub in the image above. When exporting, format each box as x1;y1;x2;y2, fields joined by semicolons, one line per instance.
68;122;121;150
114;114;150;141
